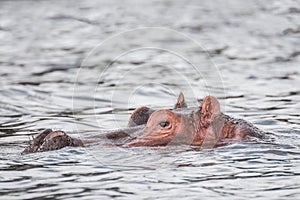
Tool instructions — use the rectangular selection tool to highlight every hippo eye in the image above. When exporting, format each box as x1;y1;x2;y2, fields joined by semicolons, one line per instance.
159;121;170;128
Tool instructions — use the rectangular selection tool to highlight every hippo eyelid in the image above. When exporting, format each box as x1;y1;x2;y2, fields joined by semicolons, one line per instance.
159;121;170;128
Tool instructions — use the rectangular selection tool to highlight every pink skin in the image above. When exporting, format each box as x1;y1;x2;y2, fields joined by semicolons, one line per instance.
127;96;255;147
23;94;264;154
45;131;66;140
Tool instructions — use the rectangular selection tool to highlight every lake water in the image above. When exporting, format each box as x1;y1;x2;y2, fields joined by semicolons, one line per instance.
0;0;299;199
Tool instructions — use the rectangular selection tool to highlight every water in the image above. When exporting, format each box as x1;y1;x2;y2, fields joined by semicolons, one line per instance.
1;0;300;199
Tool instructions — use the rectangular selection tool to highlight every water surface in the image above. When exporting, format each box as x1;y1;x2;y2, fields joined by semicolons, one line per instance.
0;0;299;199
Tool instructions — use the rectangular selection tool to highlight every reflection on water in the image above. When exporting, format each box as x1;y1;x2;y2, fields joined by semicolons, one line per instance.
0;0;300;199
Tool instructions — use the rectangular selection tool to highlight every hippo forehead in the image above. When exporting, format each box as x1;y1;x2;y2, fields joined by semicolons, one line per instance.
147;107;200;124
172;107;201;115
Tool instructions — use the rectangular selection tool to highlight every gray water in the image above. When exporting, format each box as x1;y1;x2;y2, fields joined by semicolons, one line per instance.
1;0;300;199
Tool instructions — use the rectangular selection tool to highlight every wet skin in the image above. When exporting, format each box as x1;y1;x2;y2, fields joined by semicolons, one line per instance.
22;93;264;154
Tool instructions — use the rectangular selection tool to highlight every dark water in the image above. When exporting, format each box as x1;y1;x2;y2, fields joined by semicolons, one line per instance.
1;0;300;199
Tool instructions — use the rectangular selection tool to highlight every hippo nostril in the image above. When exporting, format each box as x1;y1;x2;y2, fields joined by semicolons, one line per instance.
159;121;170;128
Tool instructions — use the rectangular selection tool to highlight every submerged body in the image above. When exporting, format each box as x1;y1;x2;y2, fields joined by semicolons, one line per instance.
22;94;264;154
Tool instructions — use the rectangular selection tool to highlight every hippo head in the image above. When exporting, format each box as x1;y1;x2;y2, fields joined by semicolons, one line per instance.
127;96;223;147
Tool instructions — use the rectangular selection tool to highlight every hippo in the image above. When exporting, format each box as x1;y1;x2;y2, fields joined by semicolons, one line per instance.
22;93;264;154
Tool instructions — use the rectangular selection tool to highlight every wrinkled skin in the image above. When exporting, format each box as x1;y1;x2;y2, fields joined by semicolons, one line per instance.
22;92;264;154
126;95;264;147
22;129;84;154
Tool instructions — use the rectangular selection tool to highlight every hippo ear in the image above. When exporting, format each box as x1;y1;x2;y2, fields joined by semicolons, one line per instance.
200;96;221;127
128;107;154;127
174;92;187;109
